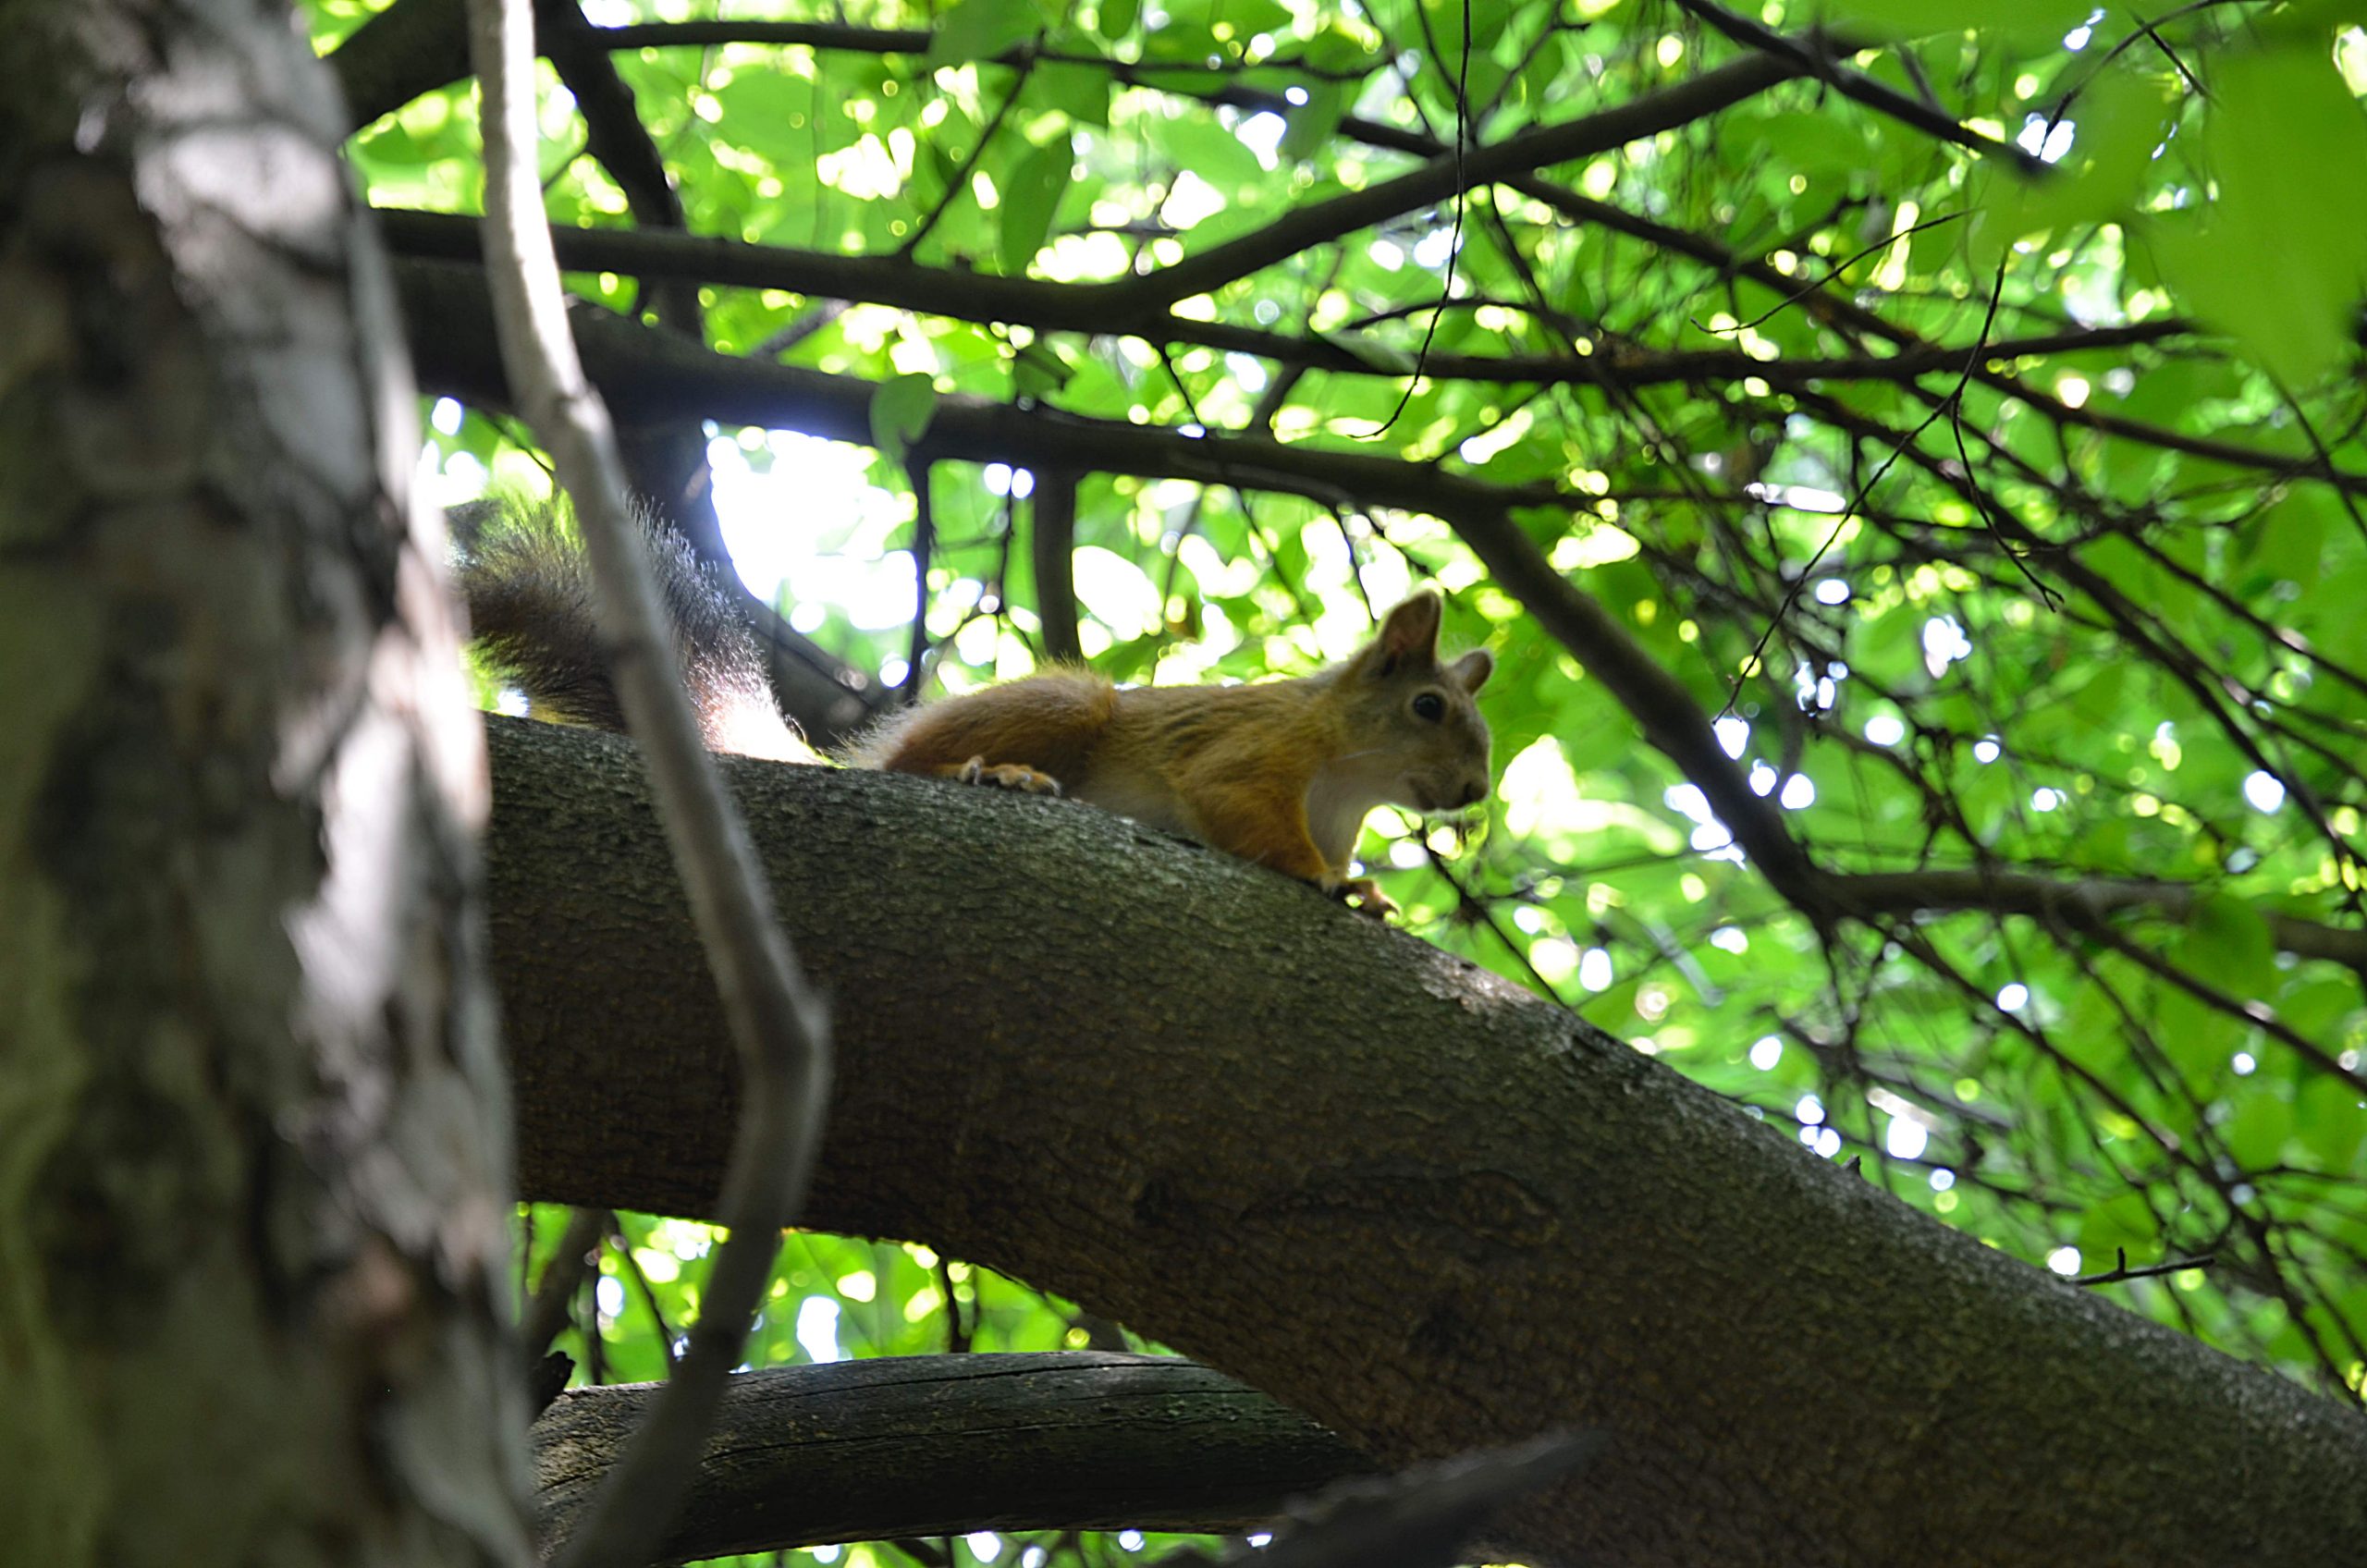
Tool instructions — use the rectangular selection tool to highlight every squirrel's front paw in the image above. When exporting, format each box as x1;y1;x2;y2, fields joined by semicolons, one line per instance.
956;755;1064;796
1332;876;1399;921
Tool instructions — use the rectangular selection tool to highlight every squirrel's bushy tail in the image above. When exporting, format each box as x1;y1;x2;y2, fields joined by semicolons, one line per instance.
458;498;814;763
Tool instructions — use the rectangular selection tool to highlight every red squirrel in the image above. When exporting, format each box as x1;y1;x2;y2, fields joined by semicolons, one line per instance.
461;505;1493;915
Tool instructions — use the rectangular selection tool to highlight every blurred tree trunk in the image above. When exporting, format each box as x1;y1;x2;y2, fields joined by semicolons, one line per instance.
0;4;526;1565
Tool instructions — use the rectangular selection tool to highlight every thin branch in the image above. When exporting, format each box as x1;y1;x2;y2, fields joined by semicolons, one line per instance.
464;6;831;1568
1111;46;1821;312
1668;0;2046;174
1833;868;2367;973
521;1206;612;1364
609;1214;681;1371
2073;1247;2216;1287
899;50;1037;260
599;21;1384;83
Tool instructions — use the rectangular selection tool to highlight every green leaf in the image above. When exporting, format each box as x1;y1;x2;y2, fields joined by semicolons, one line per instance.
1000;132;1074;272
1012;338;1077;400
2067;660;2128;729
869;373;941;463
1512;31;1568;113
1278;82;1349;163
2182;893;2277;1011
2077;1189;2160;1258
1748;111;1874;183
1096;0;1140;41
2296;1077;2366;1172
1216;0;1294;36
2058;967;2132;1074
1818;0;2095;42
1035;61;1113;127
2150;44;2367;384
1140;17;1220;63
710;73;839;164
1978;68;2176;248
2075;533;2163;607
2241;489;2334;591
926;0;1044;68
1304;19;1383;77
2277;977;2361;1036
2154;983;2242;1083
1151;116;1268;194
2224;1090;2294;1170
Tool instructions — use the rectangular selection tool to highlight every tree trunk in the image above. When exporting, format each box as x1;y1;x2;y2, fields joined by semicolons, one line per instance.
0;4;526;1564
483;715;2367;1568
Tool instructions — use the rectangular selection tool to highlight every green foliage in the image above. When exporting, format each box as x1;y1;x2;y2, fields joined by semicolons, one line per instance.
2155;42;2367;383
325;1;2367;1542
868;372;942;463
520;1207;1172;1568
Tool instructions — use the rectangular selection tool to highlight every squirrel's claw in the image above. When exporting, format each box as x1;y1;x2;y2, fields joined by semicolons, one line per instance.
1332;876;1399;921
956;755;1065;796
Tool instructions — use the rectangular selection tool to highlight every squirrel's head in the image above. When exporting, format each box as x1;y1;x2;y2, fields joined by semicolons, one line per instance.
1333;591;1494;815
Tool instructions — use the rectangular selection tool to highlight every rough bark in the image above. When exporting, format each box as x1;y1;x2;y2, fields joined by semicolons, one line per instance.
533;1353;1368;1560
0;4;528;1564
482;715;2367;1568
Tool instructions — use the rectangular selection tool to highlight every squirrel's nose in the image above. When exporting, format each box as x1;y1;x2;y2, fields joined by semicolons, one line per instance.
1454;778;1487;809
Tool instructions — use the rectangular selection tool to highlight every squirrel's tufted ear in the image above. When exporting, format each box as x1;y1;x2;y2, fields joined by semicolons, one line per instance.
1450;648;1493;692
1371;591;1443;672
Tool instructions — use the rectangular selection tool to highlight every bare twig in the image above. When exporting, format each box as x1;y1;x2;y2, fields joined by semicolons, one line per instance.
2074;1247;2217;1287
1667;2;2045;174
1247;1429;1605;1568
521;1206;612;1364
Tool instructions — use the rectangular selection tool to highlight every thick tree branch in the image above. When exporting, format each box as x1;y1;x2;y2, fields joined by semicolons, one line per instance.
331;0;471;129
334;10;1595;136
482;714;2367;1568
532;1353;1368;1561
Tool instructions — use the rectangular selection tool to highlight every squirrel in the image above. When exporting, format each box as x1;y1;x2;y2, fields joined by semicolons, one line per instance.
841;595;1493;914
460;501;1494;915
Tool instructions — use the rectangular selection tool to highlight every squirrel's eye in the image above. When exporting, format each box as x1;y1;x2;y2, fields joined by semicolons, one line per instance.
1412;692;1447;722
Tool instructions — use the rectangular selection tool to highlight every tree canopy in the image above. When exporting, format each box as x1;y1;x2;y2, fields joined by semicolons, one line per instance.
304;0;2367;1558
